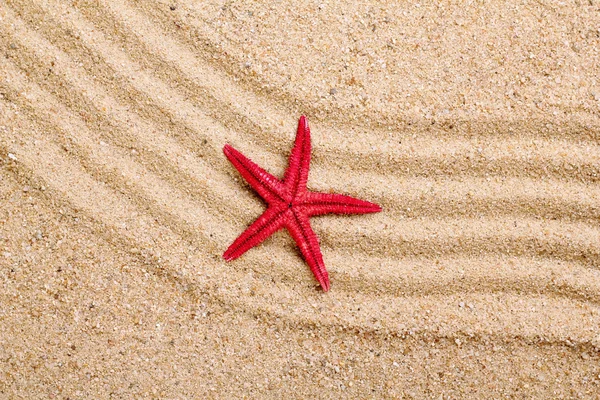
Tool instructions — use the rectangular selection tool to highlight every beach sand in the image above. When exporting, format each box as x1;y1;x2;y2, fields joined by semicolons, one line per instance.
1;0;600;398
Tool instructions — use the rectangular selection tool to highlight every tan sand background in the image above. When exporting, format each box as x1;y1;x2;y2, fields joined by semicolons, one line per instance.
1;0;600;398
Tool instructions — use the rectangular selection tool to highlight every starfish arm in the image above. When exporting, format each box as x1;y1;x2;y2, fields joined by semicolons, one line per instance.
303;192;382;216
223;207;287;261
224;144;287;204
283;115;312;197
286;209;330;291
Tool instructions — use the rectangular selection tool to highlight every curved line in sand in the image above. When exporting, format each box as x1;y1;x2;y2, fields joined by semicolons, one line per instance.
3;0;600;357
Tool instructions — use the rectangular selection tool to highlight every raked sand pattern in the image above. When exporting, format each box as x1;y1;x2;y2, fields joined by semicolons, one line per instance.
1;0;600;398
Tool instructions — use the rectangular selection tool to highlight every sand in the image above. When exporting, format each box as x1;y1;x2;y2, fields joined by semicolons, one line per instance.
1;0;599;398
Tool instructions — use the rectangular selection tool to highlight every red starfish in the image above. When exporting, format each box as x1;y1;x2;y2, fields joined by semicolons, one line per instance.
223;116;381;291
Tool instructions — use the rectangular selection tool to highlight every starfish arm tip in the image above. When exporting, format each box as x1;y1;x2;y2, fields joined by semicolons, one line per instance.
222;247;240;262
361;200;382;213
298;115;309;133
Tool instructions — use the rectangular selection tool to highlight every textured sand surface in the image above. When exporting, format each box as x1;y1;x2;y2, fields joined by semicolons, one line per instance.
1;0;600;398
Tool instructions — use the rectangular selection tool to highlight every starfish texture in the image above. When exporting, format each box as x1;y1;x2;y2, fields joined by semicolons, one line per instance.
223;116;381;291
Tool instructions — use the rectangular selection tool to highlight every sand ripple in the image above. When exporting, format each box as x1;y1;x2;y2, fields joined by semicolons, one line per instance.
1;0;599;397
